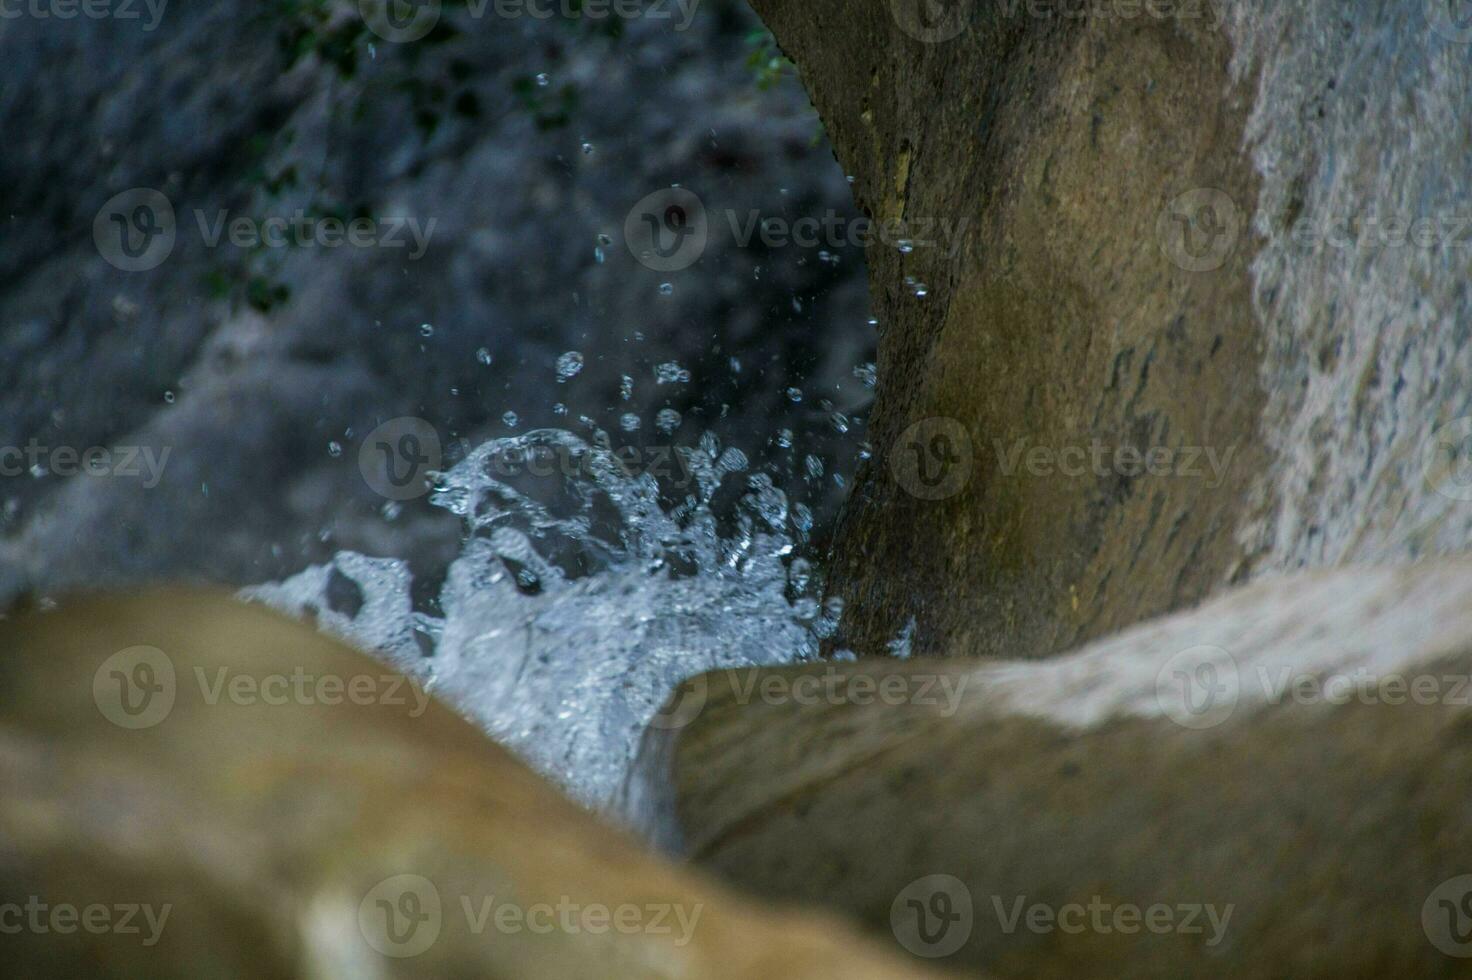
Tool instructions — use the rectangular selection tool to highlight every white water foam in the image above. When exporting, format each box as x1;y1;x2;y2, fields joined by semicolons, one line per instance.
244;428;826;810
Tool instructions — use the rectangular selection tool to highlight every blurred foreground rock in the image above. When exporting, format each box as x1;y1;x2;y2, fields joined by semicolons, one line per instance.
639;560;1472;976
0;590;941;979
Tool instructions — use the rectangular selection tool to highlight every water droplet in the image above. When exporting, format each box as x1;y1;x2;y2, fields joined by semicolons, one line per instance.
785;387;803;403
163;390;175;404
658;283;674;296
502;411;520;428
853;362;878;388
654;362;691;384
597;233;612;246
914;283;929;298
830;412;850;434
536;72;550;87
897;239;915;254
556;351;585;381
419;322;434;338
594;246;605;264
619;413;641;432
655;408;682;433
553;402;568;416
381;501;402;521
328;441;343;458
581;140;594;154
476;347;493;366
804;454;825;479
867;316;880;329
775;428;794;449
620;375;634;400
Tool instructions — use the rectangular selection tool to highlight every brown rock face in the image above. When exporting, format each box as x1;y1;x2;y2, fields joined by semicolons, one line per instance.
749;0;1472;660
644;560;1472;977
752;0;1267;660
0;590;944;980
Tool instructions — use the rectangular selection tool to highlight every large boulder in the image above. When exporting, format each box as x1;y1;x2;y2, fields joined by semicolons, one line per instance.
0;590;942;979
637;559;1472;976
745;0;1472;659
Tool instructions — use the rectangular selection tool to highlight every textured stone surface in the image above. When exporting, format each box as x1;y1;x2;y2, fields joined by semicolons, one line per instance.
0;590;946;979
644;559;1472;976
748;0;1472;660
0;1;872;602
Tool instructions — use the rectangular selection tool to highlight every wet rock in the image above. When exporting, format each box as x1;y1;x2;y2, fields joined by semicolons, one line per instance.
643;559;1472;976
0;589;943;979
748;0;1472;659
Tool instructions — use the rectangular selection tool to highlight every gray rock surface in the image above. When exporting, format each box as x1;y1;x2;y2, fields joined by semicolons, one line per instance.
0;0;872;599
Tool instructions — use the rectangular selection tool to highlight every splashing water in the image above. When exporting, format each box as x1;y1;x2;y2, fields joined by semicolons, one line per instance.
243;427;824;812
